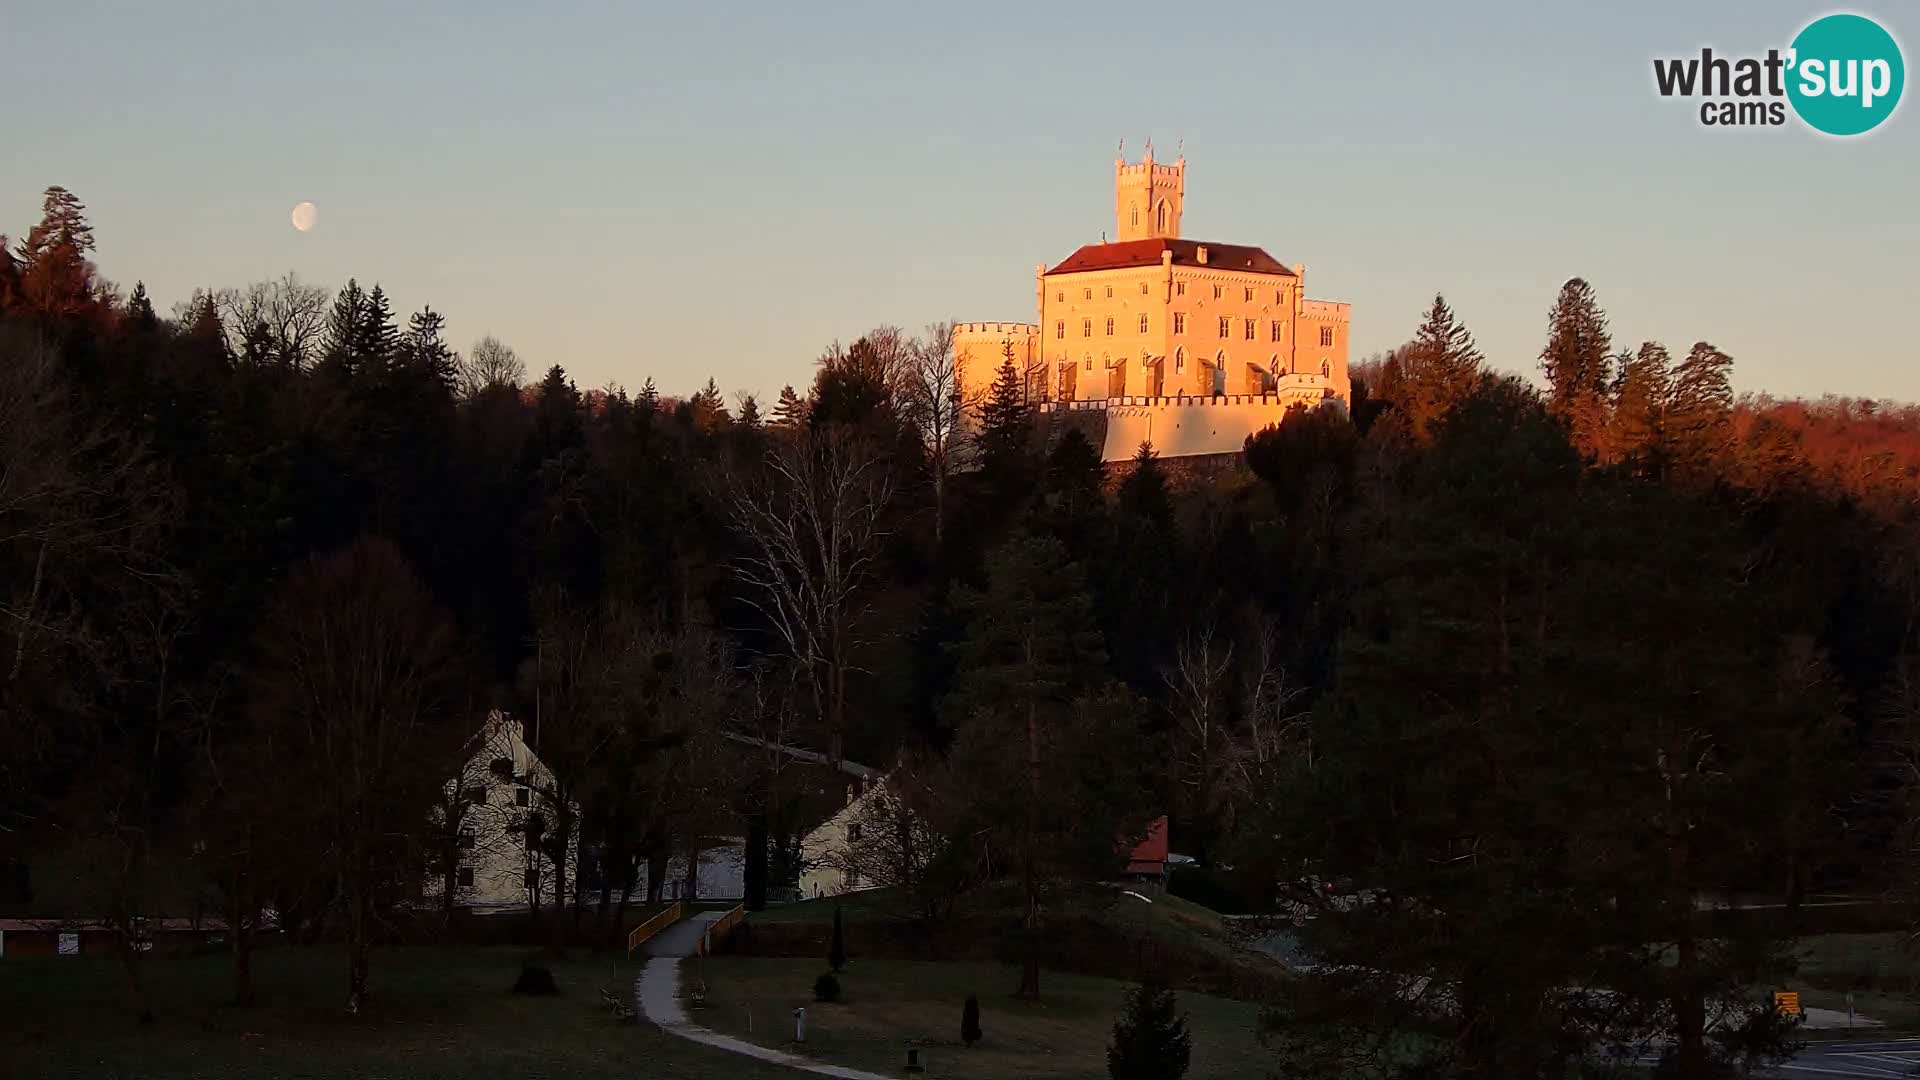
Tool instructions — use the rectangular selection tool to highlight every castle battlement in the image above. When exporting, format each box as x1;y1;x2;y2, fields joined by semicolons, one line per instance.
1114;162;1184;178
952;321;1038;336
1301;300;1351;321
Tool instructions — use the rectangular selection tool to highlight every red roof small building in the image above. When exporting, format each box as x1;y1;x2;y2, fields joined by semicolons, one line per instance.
1124;816;1170;878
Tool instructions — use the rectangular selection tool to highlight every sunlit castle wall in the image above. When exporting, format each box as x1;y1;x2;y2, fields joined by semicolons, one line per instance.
951;321;1039;406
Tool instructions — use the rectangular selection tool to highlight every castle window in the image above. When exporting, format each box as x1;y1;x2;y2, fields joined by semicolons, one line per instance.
1175;348;1185;372
1105;317;1115;336
1140;282;1148;295
1083;288;1092;300
1320;326;1334;347
1271;320;1283;342
1105;285;1113;298
1085;354;1092;371
1213;285;1222;300
1173;313;1185;334
1218;316;1230;338
1176;282;1186;296
1244;318;1256;340
1322;359;1331;376
1057;291;1063;302
1156;201;1168;232
1082;318;1092;338
1244;287;1253;301
1275;289;1283;305
1055;321;1065;339
1130;205;1139;228
1138;313;1149;333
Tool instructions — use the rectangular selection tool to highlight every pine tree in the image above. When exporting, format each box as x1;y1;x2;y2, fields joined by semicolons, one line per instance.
355;284;400;368
736;393;762;427
962;993;983;1047
692;377;730;432
1611;342;1672;465
828;905;846;973
17;185;98;316
772;384;806;428
1106;980;1192;1080
125;280;158;331
1399;294;1484;443
184;289;227;359
638;376;661;413
977;353;1033;501
1116;442;1171;526
403;306;459;390
1664;341;1735;478
1539;278;1614;458
323;279;368;372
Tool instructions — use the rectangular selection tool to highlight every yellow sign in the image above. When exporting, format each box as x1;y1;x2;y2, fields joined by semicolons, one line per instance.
1774;991;1802;1017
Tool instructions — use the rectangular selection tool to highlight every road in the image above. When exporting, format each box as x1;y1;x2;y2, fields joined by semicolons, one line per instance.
1774;1038;1920;1078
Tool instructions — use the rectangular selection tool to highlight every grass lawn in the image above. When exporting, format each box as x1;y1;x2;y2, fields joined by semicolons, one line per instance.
1793;932;1920;1029
685;955;1276;1080
0;944;793;1079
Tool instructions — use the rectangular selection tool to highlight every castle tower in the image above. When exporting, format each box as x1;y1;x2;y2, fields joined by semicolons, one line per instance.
1114;143;1184;242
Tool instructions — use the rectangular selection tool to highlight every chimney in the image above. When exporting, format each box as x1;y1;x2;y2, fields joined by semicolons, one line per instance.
1196;245;1209;265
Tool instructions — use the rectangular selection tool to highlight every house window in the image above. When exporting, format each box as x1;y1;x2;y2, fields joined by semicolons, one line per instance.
467;786;487;805
1082;318;1092;338
1175;282;1186;296
457;866;475;888
1083;288;1092;300
1138;313;1149;333
1218;316;1230;338
515;787;530;807
1320;326;1335;347
1173;312;1185;335
1105;285;1113;298
1212;285;1222;300
847;823;862;842
1105;317;1115;336
1055;320;1065;339
1244;318;1256;341
1244;287;1253;301
1271;320;1283;342
846;867;861;888
458;829;475;850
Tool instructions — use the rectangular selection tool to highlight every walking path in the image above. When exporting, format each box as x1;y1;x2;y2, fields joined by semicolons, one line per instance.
635;913;893;1080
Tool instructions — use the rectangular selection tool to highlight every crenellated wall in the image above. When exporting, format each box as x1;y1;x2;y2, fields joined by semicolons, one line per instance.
1037;378;1341;462
951;322;1039;405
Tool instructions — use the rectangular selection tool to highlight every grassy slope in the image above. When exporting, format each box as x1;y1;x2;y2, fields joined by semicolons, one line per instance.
0;945;792;1080
688;956;1274;1080
1792;932;1920;1029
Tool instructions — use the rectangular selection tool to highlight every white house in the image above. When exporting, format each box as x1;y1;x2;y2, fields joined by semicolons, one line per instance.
797;774;890;900
425;711;578;910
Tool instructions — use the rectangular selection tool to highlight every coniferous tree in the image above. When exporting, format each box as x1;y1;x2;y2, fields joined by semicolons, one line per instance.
977;353;1033;503
736;393;762;427
962;993;983;1047
1664;341;1735;478
322;279;368;373
355;284;399;368
402;306;459;390
772;384;806;428
1612;341;1672;466
1539;277;1614;459
1398;294;1484;443
1107;980;1192;1080
1116;441;1171;527
125;281;158;331
16;185;98;316
638;376;661;413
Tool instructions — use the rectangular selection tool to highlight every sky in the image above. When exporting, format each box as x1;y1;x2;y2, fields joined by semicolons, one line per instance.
4;0;1916;403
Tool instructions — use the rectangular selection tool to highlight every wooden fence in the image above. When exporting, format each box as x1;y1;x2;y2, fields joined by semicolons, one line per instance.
626;901;686;959
697;904;746;957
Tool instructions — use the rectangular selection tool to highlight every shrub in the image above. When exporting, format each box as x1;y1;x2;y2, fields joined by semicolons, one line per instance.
1107;980;1191;1080
511;963;559;996
962;992;982;1046
814;972;842;1002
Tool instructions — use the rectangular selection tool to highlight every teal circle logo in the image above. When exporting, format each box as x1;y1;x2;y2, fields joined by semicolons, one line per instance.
1787;13;1904;135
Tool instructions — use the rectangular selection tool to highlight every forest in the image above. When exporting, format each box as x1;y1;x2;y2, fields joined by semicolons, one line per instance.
6;184;1920;1076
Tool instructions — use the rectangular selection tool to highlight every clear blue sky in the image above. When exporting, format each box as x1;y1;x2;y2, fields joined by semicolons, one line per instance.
5;0;1915;402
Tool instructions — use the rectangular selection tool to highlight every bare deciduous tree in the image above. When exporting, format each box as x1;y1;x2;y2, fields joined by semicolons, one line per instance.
460;335;525;398
248;537;467;1013
217;272;330;367
903;322;972;544
722;429;894;765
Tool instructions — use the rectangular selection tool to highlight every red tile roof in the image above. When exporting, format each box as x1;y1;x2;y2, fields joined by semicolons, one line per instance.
1046;239;1295;277
1124;816;1170;876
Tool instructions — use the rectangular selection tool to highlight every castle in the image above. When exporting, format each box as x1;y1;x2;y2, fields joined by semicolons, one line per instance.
952;147;1351;461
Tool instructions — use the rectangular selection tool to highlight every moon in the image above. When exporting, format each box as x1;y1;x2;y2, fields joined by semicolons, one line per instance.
290;201;317;233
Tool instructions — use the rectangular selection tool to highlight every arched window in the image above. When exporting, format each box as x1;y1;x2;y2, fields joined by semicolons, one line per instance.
1156;201;1169;233
1321;359;1331;377
1213;351;1228;396
1174;347;1185;372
